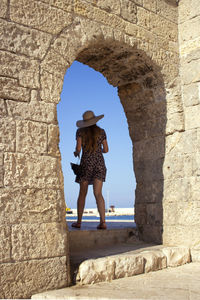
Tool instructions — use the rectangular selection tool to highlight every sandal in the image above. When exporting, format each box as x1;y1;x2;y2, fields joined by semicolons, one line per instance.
97;222;107;230
71;222;81;229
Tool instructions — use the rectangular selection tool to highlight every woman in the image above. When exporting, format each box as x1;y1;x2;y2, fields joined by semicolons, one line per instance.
72;110;109;230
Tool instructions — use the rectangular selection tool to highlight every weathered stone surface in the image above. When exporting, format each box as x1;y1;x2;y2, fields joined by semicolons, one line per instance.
10;0;73;34
40;70;65;103
178;0;200;23
179;16;200;43
0;77;30;101
97;0;120;15
0;0;7;18
7;99;57;123
0;19;52;59
0;187;66;225
141;250;167;273
157;0;178;22
0;118;15;152
181;58;200;85
12;222;67;260
0;153;3;187
143;0;157;12
0;51;39;89
4;153;63;189
191;250;200;262
0;226;11;263
162;247;191;267
182;83;200;107
185;105;200;130
135;180;164;204
16;120;47;154
0;99;7;116
120;0;137;23
137;6;150;29
134;136;165;161
0;257;68;299
48;124;61;157
36;0;73;12
77;254;144;285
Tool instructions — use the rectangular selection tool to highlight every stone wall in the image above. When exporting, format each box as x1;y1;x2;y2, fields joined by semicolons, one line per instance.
163;0;200;248
0;0;193;298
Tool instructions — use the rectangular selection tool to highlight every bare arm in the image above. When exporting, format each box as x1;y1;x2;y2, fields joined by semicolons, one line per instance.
74;137;82;157
102;139;109;153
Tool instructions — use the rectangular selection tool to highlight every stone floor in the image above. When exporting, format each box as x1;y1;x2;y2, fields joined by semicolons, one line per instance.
32;262;200;299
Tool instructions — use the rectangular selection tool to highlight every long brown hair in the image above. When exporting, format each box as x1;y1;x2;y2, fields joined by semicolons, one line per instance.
80;125;102;153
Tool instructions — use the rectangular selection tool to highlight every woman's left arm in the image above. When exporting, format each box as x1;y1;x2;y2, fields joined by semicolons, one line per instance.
102;139;109;153
74;137;82;157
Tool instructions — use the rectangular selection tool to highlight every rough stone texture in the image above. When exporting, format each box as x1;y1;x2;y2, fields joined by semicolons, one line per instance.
140;250;167;273
0;0;199;297
0;257;68;299
0;187;66;224
191;250;200;262
162;247;191;267
12;222;67;261
16;120;47;154
4;153;63;189
0;226;11;263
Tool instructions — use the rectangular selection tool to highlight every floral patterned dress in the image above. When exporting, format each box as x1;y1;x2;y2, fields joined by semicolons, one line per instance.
75;128;107;185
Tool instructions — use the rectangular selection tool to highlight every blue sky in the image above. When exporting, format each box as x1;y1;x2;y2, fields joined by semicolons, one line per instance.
57;61;136;209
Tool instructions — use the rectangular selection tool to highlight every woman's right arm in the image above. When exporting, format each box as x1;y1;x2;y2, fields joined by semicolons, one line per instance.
102;139;109;153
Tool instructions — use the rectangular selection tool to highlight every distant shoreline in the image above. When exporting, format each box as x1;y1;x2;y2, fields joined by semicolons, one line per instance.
66;207;134;217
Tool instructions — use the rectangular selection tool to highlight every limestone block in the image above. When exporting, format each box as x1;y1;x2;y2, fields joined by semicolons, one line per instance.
4;153;63;189
0;256;68;299
191;249;200;262
0;51;39;89
156;0;178;22
0;187;65;224
179;16;200;43
137;6;150;29
134;158;164;183
0;0;7;18
0;118;15;152
77;257;115;284
135;180;163;204
166;130;197;157
0;19;52;60
40;70;65;103
0;226;11;263
181;59;200;85
137;224;162;244
163;225;200;248
141;250;167;273
149;12;177;42
10;0;73;34
185;105;200;130
164;201;200;227
7;99;57;124
12;222;67;260
48;124;61;157
163;177;191;203
114;255;144;279
133;136;165;162
0;153;3;187
0;99;7;116
120;0;137;23
0;77;30;102
163;153;193;180
162;247;191;267
178;0;200;23
16;120;47;154
182;83;200;107
41;49;68;76
96;0;120;15
38;0;73;12
166;112;184;135
143;0;157;12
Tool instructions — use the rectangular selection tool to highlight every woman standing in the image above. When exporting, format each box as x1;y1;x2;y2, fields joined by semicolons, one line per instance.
72;110;109;230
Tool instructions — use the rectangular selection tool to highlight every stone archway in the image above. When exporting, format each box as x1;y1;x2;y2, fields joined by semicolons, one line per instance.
0;2;185;298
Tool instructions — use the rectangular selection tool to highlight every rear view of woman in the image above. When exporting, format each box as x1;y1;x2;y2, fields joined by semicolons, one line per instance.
72;110;109;230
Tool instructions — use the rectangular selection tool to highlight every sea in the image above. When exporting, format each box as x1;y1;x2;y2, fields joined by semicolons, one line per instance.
66;215;134;221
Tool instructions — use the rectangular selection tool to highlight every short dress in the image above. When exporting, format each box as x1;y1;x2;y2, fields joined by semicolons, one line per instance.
75;128;107;185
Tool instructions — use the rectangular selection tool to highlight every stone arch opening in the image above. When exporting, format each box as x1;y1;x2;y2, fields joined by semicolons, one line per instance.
71;40;166;243
58;60;135;213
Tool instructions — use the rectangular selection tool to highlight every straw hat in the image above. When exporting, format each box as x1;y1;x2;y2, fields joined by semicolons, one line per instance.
76;110;104;128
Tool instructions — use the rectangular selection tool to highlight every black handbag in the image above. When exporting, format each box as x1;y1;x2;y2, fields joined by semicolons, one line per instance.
70;158;82;176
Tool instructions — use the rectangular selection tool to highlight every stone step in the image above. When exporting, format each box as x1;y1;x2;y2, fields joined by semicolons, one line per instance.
70;243;191;285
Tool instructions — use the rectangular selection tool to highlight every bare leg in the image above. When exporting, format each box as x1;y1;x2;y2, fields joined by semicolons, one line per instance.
77;181;88;223
93;179;106;225
72;181;88;228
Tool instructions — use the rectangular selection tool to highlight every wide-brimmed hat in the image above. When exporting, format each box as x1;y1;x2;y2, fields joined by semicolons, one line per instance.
76;110;104;128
